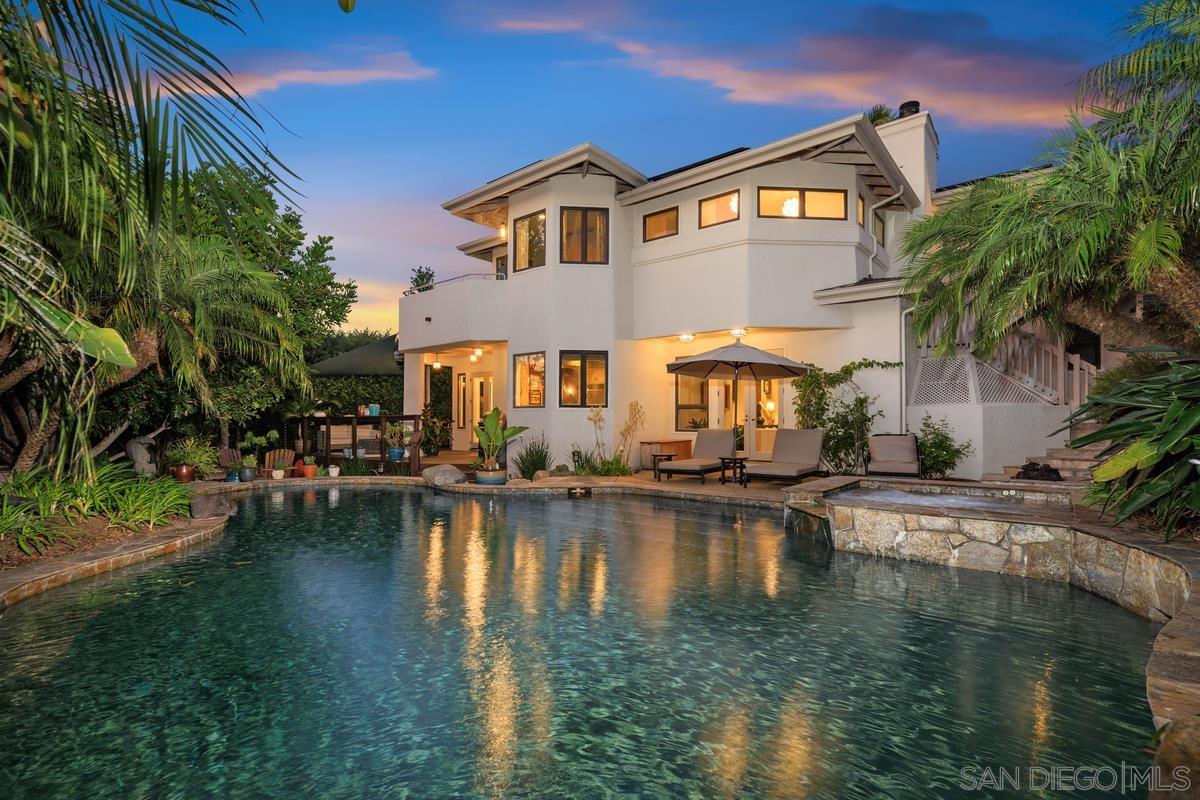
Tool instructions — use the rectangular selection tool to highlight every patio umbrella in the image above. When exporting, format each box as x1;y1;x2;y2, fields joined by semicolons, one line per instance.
666;338;811;446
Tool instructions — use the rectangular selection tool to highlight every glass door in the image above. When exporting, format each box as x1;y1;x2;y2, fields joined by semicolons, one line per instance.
470;373;494;445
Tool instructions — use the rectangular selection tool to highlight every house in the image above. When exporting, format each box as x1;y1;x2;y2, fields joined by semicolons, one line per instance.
396;102;1102;479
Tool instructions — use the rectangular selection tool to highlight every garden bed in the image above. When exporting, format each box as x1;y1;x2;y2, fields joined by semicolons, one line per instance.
0;517;160;572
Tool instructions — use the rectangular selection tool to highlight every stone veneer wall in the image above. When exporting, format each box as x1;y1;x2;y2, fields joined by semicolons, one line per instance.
829;505;1189;622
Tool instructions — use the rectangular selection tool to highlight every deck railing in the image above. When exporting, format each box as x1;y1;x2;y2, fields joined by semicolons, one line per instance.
401;272;506;296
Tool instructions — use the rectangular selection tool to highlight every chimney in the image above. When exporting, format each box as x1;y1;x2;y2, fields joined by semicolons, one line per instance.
898;100;920;118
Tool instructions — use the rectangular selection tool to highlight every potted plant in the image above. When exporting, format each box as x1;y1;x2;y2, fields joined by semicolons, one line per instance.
385;421;410;462
271;458;290;480
238;455;258;483
474;408;527;485
300;455;318;478
164;437;218;483
328;463;342;478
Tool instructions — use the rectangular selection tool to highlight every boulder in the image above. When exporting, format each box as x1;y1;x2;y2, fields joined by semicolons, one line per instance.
191;493;237;519
532;470;551;481
422;464;466;487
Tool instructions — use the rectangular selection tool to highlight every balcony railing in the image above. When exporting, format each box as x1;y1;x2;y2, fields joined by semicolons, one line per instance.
402;272;506;296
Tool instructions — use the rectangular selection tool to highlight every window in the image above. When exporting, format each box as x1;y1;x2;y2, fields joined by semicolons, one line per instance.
873;211;886;243
757;187;847;220
560;207;609;264
856;195;865;226
456;373;467;429
495;254;508;278
675;375;708;431
559;350;608;407
643;207;678;241
513;352;545;407
699;190;739;228
513;210;546;271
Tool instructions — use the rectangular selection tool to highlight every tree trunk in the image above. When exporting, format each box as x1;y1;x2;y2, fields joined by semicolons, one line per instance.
219;418;230;449
1063;298;1176;350
0;332;15;367
0;354;45;396
13;403;59;473
89;417;131;458
1145;266;1200;351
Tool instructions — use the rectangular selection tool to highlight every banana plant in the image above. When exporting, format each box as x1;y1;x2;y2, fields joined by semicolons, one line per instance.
475;408;527;471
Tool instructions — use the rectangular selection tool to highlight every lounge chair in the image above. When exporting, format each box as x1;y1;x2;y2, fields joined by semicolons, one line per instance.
262;448;297;476
866;433;921;477
218;448;241;469
656;429;735;484
743;429;823;486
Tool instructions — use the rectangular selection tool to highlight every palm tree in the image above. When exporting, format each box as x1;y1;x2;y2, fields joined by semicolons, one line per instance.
901;4;1200;358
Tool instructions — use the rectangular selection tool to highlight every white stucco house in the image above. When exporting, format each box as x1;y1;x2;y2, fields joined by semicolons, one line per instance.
397;103;1102;479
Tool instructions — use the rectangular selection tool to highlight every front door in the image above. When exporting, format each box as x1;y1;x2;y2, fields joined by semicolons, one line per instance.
470;373;494;445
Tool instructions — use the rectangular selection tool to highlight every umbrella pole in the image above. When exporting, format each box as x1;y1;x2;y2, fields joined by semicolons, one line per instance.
733;370;739;453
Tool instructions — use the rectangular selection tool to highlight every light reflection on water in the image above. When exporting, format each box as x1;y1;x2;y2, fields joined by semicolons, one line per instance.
0;487;1160;799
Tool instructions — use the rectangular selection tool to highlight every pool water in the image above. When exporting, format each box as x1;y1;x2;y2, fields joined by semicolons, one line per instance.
0;488;1159;798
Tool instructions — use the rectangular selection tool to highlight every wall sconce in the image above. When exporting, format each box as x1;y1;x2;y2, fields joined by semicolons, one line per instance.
469;354;478;363
678;333;695;343
432;353;442;370
730;328;748;337
473;347;483;357
499;223;508;240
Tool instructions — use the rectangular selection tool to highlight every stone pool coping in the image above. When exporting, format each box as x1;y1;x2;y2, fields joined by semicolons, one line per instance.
0;516;227;614
4;474;1199;737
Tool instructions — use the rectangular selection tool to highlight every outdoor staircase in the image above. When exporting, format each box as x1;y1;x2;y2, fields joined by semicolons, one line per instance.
982;421;1107;484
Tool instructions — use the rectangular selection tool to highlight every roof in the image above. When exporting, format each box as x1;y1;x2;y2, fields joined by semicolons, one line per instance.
647;147;751;182
934;164;1053;197
457;232;504;261
311;336;402;376
618;113;918;210
812;276;904;305
441;142;648;228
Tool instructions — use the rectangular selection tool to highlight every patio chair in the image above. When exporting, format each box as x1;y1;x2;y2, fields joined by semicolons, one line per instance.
743;428;823;486
218;447;241;469
262;448;296;475
866;433;921;477
656;429;735;484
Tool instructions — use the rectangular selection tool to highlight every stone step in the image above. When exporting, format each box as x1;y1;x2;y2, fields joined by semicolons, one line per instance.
1070;421;1105;438
1024;455;1101;470
1002;464;1094;480
982;472;1090;486
1044;446;1106;459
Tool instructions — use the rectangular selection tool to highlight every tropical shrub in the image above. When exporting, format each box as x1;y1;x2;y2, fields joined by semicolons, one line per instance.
822;395;884;475
339;458;375;476
420;402;451;455
475;408;528;471
0;496;53;554
513;435;554;479
1071;358;1200;539
914;415;974;479
571;446;631;477
791;359;900;430
100;476;191;530
165;437;220;477
1090;354;1170;398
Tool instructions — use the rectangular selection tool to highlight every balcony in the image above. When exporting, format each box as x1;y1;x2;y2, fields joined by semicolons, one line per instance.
397;273;508;352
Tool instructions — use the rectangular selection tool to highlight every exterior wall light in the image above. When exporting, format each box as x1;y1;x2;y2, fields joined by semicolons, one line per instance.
432;354;442;370
499;224;508;240
474;347;484;357
678;334;695;343
469;354;478;363
730;328;748;337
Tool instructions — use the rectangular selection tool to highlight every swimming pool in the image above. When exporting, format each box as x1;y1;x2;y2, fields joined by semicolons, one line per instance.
0;487;1159;798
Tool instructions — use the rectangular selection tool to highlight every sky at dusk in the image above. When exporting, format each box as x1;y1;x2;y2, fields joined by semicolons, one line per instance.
194;0;1136;331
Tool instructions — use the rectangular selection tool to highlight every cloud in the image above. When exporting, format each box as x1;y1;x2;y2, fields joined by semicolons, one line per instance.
496;19;587;32
227;49;436;97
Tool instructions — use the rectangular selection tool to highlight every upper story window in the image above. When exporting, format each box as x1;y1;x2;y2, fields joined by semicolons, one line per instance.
873;211;886;243
643;207;678;241
757;187;847;220
857;195;865;226
560;207;609;264
513;210;546;271
699;190;739;228
513;352;545;407
559;350;608;407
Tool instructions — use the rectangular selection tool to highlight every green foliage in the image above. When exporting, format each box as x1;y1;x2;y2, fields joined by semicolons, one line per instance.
475;408;528;469
571;445;631;476
1091;354;1171;398
100;476;191;531
273;459;291;470
241;455;258;468
0;496;52;555
339;458;375;476
164;437;219;475
305;328;393;365
312;376;404;416
385;422;411;448
410;266;436;292
1070;358;1200;539
512;435;555;479
914;415;975;479
238;431;279;460
822;395;884;475
420;402;451;456
867;104;896;125
791;359;900;430
303;455;316;466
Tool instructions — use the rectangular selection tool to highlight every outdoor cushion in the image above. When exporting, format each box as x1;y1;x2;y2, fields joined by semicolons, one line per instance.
867;460;920;476
658;458;723;474
770;428;823;465
744;460;819;478
868;433;918;464
692;429;736;460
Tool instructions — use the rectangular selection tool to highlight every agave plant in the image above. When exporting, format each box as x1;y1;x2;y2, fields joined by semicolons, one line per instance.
1069;355;1200;539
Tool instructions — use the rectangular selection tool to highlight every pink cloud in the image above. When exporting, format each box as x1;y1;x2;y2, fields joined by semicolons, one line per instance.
228;50;436;97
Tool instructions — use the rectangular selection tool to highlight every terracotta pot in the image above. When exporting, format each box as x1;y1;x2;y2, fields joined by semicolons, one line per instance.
301;464;318;478
171;465;195;483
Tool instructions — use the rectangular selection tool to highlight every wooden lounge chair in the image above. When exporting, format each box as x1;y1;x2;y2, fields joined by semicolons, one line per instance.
262;448;297;476
743;429;823;486
866;433;921;477
656;429;735;484
218;447;241;469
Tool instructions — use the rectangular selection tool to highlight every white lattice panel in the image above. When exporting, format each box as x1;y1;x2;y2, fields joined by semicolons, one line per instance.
976;360;1046;404
910;356;972;405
